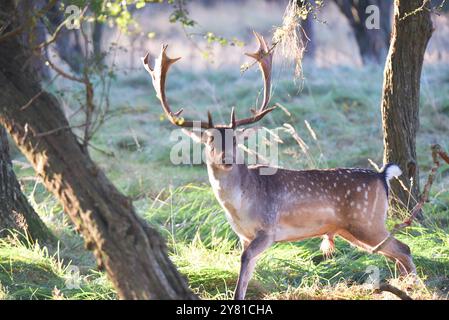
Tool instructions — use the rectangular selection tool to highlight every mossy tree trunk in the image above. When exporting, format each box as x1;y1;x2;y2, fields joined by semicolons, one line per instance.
0;0;196;300
0;126;55;244
381;0;433;209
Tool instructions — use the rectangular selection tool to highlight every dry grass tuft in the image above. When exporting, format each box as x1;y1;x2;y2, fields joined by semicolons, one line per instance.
273;0;308;80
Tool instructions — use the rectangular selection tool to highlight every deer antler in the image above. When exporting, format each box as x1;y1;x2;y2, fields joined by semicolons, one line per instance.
142;45;211;129
142;32;276;130
233;31;275;127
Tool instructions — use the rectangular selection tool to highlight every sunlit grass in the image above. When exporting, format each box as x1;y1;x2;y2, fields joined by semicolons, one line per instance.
0;234;115;300
6;48;449;300
143;185;449;300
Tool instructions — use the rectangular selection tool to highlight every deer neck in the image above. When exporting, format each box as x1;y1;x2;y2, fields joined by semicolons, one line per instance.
206;163;248;204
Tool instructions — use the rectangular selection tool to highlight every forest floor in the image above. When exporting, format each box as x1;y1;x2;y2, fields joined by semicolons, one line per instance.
3;58;449;300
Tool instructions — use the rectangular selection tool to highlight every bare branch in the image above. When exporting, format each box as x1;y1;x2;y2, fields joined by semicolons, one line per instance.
33;6;88;51
46;57;84;83
0;0;58;43
376;282;413;300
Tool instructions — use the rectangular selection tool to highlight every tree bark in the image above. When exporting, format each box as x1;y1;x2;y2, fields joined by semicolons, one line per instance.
381;0;433;209
92;19;104;63
0;126;55;244
17;0;51;81
0;0;196;300
334;0;392;64
46;2;84;74
302;10;315;58
294;0;316;58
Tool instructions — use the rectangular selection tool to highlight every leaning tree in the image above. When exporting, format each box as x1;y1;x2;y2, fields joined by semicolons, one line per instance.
0;126;55;244
0;0;195;300
381;0;433;209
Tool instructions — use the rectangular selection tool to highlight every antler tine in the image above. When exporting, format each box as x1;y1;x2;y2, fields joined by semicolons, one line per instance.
229;107;236;128
232;31;275;128
207;110;214;128
142;45;211;129
245;31;273;113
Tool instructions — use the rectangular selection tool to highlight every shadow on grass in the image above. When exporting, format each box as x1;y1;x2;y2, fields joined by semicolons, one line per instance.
0;260;63;299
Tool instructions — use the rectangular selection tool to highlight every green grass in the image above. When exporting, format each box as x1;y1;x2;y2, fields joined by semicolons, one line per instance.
4;59;449;299
0;235;115;300
146;186;449;300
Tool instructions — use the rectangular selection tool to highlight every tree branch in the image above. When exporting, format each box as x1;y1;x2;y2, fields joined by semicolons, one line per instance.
0;0;58;43
376;282;413;300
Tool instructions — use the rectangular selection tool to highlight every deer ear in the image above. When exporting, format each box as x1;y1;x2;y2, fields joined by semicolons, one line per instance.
181;129;204;144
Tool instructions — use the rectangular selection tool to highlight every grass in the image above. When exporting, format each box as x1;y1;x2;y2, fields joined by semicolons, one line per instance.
0;235;115;300
5;60;449;300
149;186;449;300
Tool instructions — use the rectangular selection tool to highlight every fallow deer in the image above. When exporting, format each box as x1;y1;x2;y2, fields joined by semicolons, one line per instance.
142;32;416;300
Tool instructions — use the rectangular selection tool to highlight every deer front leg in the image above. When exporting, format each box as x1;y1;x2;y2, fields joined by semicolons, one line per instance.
234;231;273;300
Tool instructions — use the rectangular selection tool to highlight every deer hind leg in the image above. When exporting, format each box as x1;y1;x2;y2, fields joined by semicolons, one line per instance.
338;228;416;275
234;231;273;300
376;237;416;275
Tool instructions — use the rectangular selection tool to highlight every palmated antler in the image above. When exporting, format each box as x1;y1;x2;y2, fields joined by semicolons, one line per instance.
235;31;275;127
142;31;275;129
142;45;212;129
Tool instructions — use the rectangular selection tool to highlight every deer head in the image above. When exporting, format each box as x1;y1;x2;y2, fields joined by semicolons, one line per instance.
142;32;275;170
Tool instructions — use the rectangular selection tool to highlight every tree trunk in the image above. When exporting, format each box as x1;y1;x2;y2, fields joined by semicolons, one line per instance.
92;19;104;63
46;2;84;74
302;12;315;58
17;0;51;81
0;126;55;244
0;0;196;300
381;0;433;209
334;0;392;64
295;0;316;58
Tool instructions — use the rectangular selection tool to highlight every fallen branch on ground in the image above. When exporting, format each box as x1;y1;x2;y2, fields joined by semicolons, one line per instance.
375;282;413;300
